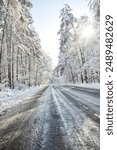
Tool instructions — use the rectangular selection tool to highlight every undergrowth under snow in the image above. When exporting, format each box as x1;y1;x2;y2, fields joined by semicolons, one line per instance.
0;85;43;114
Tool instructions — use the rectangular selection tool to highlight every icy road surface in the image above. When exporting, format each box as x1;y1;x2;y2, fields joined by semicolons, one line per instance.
0;85;100;150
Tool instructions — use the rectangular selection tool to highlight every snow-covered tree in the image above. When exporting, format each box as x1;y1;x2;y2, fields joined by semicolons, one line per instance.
56;4;77;83
0;0;52;90
88;0;100;20
53;3;100;84
76;15;100;83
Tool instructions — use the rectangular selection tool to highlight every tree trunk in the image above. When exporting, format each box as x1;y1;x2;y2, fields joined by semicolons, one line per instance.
84;69;88;83
16;49;19;81
28;54;31;87
0;0;10;84
81;73;84;83
12;44;14;89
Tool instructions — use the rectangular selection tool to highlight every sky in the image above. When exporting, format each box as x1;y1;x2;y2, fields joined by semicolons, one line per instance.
31;0;90;68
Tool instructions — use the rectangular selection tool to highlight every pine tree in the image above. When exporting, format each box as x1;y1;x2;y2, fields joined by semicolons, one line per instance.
57;4;77;83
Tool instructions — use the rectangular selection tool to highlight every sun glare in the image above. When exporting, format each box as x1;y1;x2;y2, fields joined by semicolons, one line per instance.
81;24;94;39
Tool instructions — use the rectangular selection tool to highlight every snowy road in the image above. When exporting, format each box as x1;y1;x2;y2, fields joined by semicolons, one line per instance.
0;85;100;150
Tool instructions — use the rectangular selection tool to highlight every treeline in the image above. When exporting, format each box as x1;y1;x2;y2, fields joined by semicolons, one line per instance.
53;1;100;84
0;0;52;89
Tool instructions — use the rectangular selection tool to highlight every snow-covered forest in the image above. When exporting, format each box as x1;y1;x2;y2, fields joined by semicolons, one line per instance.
52;1;100;84
0;0;52;90
0;1;100;149
0;0;100;91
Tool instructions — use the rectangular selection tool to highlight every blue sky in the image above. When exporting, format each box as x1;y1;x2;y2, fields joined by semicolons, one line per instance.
31;0;89;67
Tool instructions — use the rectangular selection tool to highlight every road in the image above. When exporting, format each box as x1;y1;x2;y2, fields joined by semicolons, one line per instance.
0;85;100;150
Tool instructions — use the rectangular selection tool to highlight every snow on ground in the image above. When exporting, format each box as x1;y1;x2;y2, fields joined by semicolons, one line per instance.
66;83;100;90
0;85;45;114
55;83;100;90
0;83;100;114
74;83;100;90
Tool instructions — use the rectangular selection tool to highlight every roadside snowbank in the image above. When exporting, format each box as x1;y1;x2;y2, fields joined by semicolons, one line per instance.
73;83;100;90
59;83;100;90
0;85;45;114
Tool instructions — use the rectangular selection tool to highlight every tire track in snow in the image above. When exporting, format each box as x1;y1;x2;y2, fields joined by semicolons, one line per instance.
52;86;100;150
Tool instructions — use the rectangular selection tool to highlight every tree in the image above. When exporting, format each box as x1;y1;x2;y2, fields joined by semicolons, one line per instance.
53;4;100;84
0;0;52;89
88;0;100;20
57;4;77;83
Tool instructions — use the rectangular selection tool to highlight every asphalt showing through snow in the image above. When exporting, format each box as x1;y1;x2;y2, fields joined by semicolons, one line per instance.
0;85;100;150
